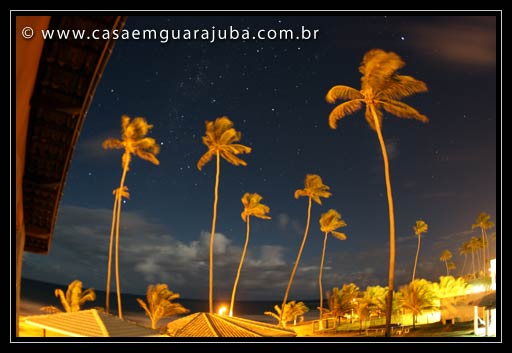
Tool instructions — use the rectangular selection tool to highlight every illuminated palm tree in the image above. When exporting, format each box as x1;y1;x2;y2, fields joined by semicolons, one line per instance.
399;279;438;329
136;284;189;329
103;116;160;319
229;192;271;317
447;262;456;275
459;241;470;277
472;212;494;277
318;209;347;322
197;116;251;313
411;220;428;281
326;49;428;337
440;250;453;276
280;174;331;324
265;301;309;327
41;280;96;313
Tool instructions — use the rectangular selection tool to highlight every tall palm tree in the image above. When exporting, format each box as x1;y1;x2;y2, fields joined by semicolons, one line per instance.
447;262;456;275
280;174;331;324
197;116;251;313
103;116;160;319
41;280;96;313
472;212;494;277
459;241;470;277
318;209;347;322
411;220;428;281
229;192;271;317
440;250;453;276
326;49;428;336
468;236;480;277
136;284;189;329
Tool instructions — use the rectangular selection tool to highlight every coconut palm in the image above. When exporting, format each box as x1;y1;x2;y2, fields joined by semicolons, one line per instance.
468;236;480;277
265;301;309;327
40;280;96;313
318;209;347;322
197;116;251;313
472;212;494;277
229;193;271;317
459;241;470;277
411;220;428;281
280;174;331;323
325;283;359;324
136;284;189;329
399;279;438;329
103;116;160;319
440;250;453;276
434;275;470;298
326;49;428;336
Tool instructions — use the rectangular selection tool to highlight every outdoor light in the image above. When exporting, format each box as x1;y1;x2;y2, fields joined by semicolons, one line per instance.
218;306;227;316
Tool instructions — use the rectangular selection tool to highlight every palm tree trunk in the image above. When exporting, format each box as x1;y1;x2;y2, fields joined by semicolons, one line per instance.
412;235;421;281
445;260;449;276
105;194;118;314
471;250;475;277
280;197;312;324
115;155;129;319
209;151;221;314
481;228;487;277
475;247;481;277
370;104;396;338
229;216;251;317
460;254;467;277
318;232;328;324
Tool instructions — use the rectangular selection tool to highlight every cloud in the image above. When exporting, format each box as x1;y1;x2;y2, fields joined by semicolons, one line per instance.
409;16;496;69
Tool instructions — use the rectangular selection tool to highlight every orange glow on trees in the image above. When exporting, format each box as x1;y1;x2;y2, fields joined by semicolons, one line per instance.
412;220;428;282
326;49;428;337
103;116;160;319
197;116;251;313
280;174;331;324
229;193;271;317
136;284;189;329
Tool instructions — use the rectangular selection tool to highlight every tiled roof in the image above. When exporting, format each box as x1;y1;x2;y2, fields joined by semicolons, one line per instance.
167;313;296;337
24;309;160;337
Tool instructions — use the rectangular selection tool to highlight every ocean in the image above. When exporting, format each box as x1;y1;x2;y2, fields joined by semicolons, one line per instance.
19;278;321;326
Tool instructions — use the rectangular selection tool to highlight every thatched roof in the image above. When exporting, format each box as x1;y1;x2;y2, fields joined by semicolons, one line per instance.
24;309;161;337
22;16;126;253
167;313;297;337
470;291;496;309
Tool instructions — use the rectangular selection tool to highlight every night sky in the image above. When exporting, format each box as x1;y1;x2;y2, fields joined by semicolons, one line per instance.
23;15;498;302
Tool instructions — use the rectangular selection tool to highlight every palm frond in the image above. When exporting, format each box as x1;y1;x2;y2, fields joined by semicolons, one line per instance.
136;298;151;317
102;138;124;150
360;49;405;91
125;117;153;140
135;137;160;154
197;150;215;171
380;100;428;122
328;100;363;129
135;150;160;165
220;150;248;167
331;231;347;240
241;192;271;221
413;220;428;236
219;128;242;145
325;85;363;104
377;75;428;100
40;306;62;313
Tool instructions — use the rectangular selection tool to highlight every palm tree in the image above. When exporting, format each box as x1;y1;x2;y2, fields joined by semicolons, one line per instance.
459;241;470;277
197;116;251;313
440;250;453;275
468;236;480;277
411;220;428;281
447;262;456;275
318;209;347;323
472;212;494;277
136;284;189;329
229;192;271;317
280;174;331;323
434;275;471;298
326;49;428;336
399;279;438;329
103;116;160;319
325;283;359;324
41;280;96;313
265;301;309;327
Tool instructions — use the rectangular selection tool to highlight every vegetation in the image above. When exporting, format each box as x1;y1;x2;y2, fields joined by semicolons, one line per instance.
265;301;309;327
412;220;428;281
197;116;251;313
472;212;494;276
326;49;428;336
325;283;359;324
399;279;438;329
103;116;160;318
136;284;189;329
440;250;453;275
229;193;271;317
318;209;347;322
280;174;331;324
433;276;470;298
41;280;96;313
